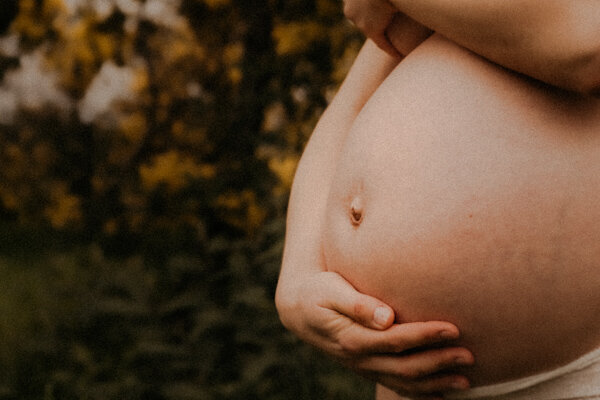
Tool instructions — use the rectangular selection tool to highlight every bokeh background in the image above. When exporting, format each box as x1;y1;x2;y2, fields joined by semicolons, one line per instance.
0;0;375;398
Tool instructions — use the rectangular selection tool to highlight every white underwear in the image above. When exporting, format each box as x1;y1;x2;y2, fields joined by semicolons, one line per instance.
446;346;600;400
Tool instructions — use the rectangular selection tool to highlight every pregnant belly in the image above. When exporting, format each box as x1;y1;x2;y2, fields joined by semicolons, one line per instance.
322;35;600;385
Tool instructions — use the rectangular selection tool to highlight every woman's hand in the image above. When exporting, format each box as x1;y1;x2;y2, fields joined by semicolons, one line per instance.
276;271;474;398
344;1;433;58
343;0;400;57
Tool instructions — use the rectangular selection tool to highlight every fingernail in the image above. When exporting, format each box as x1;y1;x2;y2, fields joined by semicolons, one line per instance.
374;306;391;326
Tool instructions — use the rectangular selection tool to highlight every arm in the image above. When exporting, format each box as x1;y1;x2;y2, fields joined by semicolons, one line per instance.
389;0;600;94
343;2;433;59
348;0;600;94
275;40;474;397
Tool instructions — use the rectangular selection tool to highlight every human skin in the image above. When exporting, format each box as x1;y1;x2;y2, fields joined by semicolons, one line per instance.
345;0;600;94
275;37;475;398
322;32;600;393
277;5;600;397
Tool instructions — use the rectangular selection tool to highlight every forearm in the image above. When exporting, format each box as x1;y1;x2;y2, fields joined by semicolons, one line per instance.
275;41;398;315
389;0;600;94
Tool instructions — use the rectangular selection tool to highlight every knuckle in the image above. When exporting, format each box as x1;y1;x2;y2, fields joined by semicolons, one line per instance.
352;302;365;318
338;335;363;356
330;343;349;360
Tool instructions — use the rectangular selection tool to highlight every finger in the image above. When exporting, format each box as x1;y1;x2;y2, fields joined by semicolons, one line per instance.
360;8;400;57
412;396;444;400
337;321;461;355
320;272;395;329
386;12;433;56
371;32;402;58
376;373;471;395
351;347;474;379
376;383;445;400
377;384;443;400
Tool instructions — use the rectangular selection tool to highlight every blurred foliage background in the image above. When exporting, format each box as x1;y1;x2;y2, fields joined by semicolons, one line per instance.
0;0;374;398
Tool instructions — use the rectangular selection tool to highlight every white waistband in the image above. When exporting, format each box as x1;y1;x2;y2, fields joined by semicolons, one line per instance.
447;346;600;399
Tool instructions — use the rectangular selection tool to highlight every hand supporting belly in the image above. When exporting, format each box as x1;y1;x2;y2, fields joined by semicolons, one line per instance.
322;34;600;386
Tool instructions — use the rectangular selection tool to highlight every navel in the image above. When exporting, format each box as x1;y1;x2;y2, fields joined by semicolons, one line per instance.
350;196;364;226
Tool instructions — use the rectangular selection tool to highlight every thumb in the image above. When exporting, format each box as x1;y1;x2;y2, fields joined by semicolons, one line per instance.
321;272;395;330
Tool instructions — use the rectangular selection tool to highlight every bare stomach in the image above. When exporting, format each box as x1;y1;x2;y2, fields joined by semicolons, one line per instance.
322;35;600;386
